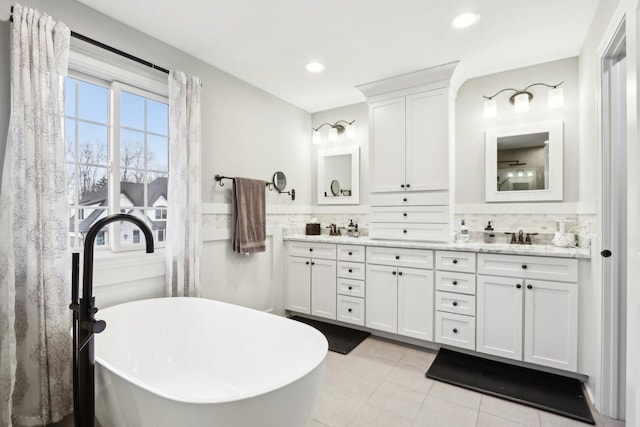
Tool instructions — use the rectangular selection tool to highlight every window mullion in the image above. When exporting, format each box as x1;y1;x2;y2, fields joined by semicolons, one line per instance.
110;82;122;251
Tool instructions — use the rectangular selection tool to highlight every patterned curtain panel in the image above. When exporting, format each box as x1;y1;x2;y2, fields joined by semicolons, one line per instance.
0;4;72;426
166;71;202;297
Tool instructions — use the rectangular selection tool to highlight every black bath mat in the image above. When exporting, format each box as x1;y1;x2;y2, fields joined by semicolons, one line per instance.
426;349;594;425
290;316;370;355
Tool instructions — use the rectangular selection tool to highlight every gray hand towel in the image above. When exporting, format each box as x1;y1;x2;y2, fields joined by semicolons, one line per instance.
232;177;266;253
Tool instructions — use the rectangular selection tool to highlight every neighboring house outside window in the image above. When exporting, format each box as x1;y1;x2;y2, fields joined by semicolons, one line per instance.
66;70;169;251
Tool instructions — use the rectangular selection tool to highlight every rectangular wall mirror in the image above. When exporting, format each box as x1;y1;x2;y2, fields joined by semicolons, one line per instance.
317;146;360;205
485;120;563;202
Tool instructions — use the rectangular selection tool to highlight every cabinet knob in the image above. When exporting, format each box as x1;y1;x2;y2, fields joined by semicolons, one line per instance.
521;264;527;269
452;280;458;285
311;262;315;266
452;328;458;334
406;183;411;188
395;255;400;260
403;229;407;234
403;198;408;202
452;259;458;264
348;308;353;313
403;213;408;217
348;251;353;255
348;269;353;273
305;261;310;265
452;301;458;307
516;284;522;289
309;248;313;252
348;286;353;290
401;184;405;188
527;284;533;289
392;271;397;275
398;271;403;276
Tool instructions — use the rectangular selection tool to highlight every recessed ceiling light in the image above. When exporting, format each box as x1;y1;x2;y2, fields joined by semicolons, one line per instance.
305;62;325;73
452;12;479;29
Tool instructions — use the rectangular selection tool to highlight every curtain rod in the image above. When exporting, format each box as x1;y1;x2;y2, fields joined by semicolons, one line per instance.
9;6;170;75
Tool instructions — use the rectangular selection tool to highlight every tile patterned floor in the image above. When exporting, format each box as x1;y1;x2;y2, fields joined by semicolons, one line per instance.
308;337;625;427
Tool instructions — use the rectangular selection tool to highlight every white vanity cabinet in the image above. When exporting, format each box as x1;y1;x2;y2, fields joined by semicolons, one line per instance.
476;253;579;372
434;251;477;350
365;247;434;340
336;244;366;326
286;242;337;320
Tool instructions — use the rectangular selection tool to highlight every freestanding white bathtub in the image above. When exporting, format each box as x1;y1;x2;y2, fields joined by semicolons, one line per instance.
94;297;328;427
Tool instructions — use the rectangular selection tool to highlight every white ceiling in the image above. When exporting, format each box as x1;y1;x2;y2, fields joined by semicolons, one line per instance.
77;0;599;113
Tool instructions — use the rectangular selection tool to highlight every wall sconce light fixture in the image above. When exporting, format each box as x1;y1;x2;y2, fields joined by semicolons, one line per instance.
482;81;564;118
312;120;356;144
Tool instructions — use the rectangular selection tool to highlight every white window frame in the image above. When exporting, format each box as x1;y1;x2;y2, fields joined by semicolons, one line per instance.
67;42;169;254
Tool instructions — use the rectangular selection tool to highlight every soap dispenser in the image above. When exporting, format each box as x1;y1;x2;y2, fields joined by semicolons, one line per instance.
483;221;496;243
459;219;470;242
347;219;355;237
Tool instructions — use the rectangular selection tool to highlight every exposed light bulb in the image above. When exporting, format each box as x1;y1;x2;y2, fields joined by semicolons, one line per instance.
483;99;497;118
548;87;564;109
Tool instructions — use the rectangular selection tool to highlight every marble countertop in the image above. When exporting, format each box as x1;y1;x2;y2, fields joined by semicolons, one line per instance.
283;233;591;259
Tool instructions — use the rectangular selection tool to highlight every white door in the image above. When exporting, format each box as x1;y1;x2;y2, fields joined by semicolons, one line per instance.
369;97;406;193
310;258;337;320
477;275;523;360
405;89;449;191
366;264;398;332
286;257;311;314
523;280;578;372
397;267;434;340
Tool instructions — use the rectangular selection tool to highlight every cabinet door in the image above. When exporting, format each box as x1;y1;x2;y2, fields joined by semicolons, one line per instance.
311;258;337;320
405;89;448;191
369;97;406;193
286;257;311;314
398;267;434;340
477;275;523;360
366;264;398;332
524;280;578;372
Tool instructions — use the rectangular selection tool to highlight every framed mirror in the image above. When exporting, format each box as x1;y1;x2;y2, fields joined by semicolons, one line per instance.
317;146;360;205
485;120;563;202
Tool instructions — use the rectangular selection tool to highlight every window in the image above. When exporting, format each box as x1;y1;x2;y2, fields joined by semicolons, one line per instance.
158;228;165;242
66;73;169;251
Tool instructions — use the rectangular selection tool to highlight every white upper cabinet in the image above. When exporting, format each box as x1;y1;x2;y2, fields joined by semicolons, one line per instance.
369;97;406;193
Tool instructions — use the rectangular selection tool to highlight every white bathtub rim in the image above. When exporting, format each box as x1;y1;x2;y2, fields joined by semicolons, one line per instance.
95;297;329;405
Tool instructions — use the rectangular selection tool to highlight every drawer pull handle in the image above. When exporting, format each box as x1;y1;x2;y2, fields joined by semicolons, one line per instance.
398;271;403;276
348;251;353;255
403;229;408;234
521;264;527;269
348;286;353;290
395;255;400;260
516;284;522;289
452;328;458;334
452;259;458;264
348;269;353;273
348;308;353;313
392;271;397;275
452;301;458;307
305;261;310;265
403;213;408;217
401;184;405;188
452;281;458;285
403;198;408;202
527;284;533;289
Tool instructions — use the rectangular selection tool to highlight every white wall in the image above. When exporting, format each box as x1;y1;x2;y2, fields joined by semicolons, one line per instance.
0;0;312;311
455;57;581;208
0;21;8;188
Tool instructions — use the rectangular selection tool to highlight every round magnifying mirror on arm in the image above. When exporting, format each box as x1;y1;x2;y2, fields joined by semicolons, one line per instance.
273;171;287;192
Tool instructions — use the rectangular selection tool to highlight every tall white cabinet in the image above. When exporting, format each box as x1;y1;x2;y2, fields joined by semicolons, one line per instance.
357;62;457;242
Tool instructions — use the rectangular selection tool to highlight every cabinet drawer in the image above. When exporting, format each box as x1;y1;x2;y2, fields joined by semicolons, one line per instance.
288;242;336;260
337;261;366;281
337;244;366;262
366;246;433;269
477;254;578;282
370;206;449;224
337;295;365;326
435;251;476;273
435;271;476;295
370;191;449;206
337;278;365;298
435;311;476;350
369;223;449;242
436;291;476;316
